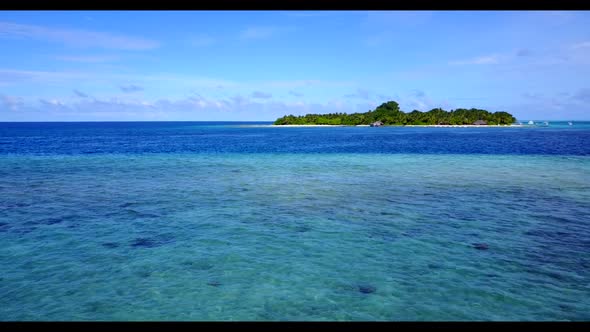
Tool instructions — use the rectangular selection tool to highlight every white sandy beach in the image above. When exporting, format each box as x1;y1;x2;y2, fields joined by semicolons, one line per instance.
404;124;521;128
237;124;523;128
264;124;522;128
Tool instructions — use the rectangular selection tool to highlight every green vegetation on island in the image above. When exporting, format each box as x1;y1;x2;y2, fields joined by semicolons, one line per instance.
274;101;516;126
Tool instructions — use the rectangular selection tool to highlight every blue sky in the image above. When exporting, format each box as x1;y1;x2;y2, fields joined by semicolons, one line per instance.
0;10;589;121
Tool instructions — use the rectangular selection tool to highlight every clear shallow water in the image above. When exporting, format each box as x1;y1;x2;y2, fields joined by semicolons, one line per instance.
0;122;589;321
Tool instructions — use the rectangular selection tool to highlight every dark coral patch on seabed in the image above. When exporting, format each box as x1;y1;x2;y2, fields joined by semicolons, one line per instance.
473;243;489;250
131;238;160;248
358;284;377;294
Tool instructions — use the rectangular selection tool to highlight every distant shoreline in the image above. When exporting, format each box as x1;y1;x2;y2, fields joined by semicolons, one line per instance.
263;124;523;128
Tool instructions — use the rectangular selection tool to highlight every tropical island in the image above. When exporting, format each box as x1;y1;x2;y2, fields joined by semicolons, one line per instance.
273;101;516;126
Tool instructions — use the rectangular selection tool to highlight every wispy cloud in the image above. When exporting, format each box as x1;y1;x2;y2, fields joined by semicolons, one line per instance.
73;89;89;98
0;94;24;111
39;98;65;107
573;88;590;102
239;26;295;40
344;88;370;100
132;75;238;89
251;91;272;99
0;21;159;50
239;26;278;40
0;68;357;93
120;85;144;93
516;49;533;57
449;55;500;65
365;11;435;27
397;90;443;112
0;68;90;85
534;11;578;26
0;69;37;84
572;41;590;50
289;90;303;97
3;93;382;121
411;89;425;98
510;88;590;119
522;92;543;99
229;95;248;106
56;55;120;63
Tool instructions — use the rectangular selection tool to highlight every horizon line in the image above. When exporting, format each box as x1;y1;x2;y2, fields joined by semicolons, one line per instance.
1;119;589;123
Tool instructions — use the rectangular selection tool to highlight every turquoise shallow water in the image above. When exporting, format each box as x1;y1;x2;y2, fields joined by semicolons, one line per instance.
1;153;589;321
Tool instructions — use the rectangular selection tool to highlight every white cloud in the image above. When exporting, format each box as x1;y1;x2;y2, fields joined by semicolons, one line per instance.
2;93;385;121
0;94;24;111
450;55;500;65
39;98;66;107
0;21;159;50
395;90;444;112
0;69;357;95
56;55;120;63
